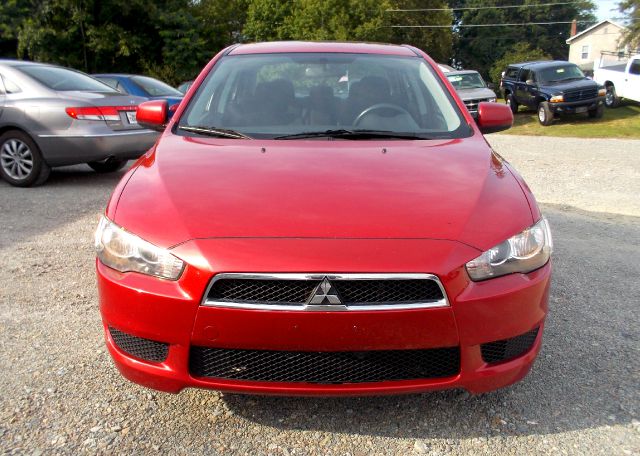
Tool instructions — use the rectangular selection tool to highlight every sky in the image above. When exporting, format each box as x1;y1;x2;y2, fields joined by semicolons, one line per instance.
596;0;621;21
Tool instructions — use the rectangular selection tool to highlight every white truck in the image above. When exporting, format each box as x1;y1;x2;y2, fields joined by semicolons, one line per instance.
593;53;640;107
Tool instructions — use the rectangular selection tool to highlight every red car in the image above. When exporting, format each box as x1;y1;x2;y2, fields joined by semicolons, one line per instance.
95;42;552;396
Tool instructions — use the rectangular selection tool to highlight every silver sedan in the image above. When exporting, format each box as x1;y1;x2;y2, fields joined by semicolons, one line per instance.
0;60;159;186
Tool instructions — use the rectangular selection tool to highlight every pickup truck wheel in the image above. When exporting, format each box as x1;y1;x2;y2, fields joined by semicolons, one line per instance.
88;157;128;173
589;104;604;119
537;102;553;126
0;130;50;187
506;94;518;114
605;85;620;108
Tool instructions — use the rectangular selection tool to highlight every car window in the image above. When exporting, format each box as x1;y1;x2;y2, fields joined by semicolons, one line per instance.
17;65;117;92
518;69;530;83
537;64;585;83
505;67;519;79
130;76;182;97
178;53;470;140
96;77;127;93
629;59;640;75
447;72;486;89
0;74;21;94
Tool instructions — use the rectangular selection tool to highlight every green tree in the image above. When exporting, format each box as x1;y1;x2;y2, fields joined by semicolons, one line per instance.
489;42;551;85
0;0;30;57
244;0;392;43
283;0;392;42
619;0;640;50
453;0;596;78
386;0;453;63
243;0;293;42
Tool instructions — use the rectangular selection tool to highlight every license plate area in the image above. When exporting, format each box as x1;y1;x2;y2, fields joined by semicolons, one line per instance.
125;111;137;124
575;106;588;114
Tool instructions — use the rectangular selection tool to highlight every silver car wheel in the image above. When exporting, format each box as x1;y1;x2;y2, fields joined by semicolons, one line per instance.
1;139;34;180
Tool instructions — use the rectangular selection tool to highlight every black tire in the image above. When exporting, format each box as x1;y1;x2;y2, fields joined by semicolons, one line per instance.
88;157;128;173
605;84;620;108
537;102;553;126
0;130;50;187
506;93;519;114
588;104;604;119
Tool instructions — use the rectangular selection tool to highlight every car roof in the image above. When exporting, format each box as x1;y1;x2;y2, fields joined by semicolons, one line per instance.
0;59;54;67
445;70;481;76
508;60;574;70
229;41;417;56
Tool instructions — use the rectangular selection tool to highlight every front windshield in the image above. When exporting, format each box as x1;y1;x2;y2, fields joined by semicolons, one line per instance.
447;72;486;89
131;75;183;97
178;53;470;139
18;65;117;92
538;64;585;83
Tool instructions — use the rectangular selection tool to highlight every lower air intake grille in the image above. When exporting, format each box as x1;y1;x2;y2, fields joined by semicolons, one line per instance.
480;327;539;364
189;346;460;383
109;327;169;363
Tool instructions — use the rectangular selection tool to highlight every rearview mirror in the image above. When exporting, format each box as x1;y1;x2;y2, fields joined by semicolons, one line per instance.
476;102;513;134
137;100;168;132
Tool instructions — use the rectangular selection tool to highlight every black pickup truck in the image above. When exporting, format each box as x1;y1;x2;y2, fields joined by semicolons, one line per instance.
500;61;605;126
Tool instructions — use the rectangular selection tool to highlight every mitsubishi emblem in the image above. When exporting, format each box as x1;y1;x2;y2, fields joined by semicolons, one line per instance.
308;278;343;305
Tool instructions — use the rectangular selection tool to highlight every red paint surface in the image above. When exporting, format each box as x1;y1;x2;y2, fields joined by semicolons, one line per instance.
99;42;551;395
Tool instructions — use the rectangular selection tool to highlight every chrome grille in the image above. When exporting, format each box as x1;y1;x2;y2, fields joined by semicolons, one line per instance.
202;273;448;311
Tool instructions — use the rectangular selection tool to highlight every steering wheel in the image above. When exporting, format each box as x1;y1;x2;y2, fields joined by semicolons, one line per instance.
353;103;412;127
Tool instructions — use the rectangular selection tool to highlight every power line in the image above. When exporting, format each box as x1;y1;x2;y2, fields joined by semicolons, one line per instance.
390;20;594;28
387;1;587;13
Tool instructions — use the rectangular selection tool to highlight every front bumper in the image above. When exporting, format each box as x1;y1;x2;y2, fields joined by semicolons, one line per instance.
549;96;604;114
98;238;551;396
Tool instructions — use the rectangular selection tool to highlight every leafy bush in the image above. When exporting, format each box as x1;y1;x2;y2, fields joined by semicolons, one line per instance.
490;43;551;89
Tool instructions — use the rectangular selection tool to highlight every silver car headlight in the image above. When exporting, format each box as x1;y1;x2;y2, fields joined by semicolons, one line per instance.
466;218;552;281
94;216;184;280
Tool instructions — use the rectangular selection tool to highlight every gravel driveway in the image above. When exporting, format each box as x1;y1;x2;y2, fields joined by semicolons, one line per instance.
1;135;638;455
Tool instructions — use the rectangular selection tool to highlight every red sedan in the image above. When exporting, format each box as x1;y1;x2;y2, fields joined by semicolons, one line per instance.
95;42;552;396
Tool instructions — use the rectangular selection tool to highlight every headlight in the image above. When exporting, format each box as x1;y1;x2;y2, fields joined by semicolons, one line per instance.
550;95;564;103
466;218;552;281
598;88;606;97
94;216;184;280
487;97;496;102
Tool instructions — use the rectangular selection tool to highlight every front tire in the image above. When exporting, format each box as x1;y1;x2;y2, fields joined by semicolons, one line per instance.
589;104;604;119
537;102;553;126
88;157;128;173
506;93;519;114
605;84;620;108
0;130;50;187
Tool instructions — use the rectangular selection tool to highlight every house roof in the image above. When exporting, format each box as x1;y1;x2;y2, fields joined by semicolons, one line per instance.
566;19;626;44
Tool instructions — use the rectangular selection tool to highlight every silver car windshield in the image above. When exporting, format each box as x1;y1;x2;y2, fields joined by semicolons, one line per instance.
178;53;470;139
17;65;117;92
447;73;486;90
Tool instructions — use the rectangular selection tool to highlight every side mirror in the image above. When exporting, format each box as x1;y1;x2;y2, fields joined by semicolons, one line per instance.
526;79;535;85
476;102;513;134
137;100;168;132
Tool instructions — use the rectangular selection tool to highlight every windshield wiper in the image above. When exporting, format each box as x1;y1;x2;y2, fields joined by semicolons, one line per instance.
178;125;252;139
273;129;429;140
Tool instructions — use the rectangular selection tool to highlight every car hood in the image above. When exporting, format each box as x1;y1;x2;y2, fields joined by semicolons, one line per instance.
539;78;599;93
454;87;496;101
113;133;534;251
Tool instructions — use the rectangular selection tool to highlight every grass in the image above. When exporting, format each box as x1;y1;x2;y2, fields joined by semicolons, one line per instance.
498;102;640;139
